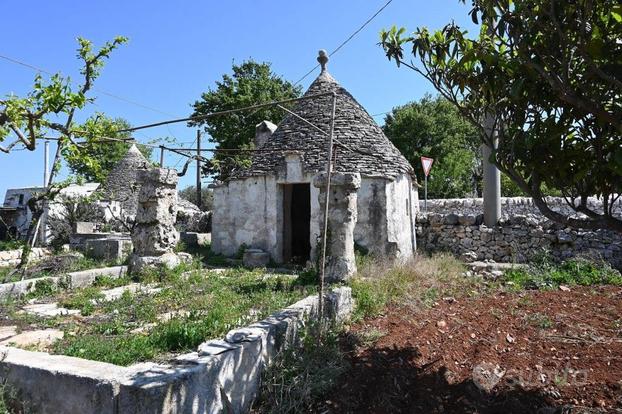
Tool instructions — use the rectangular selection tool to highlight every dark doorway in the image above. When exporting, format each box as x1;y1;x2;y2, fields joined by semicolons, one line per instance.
282;183;311;264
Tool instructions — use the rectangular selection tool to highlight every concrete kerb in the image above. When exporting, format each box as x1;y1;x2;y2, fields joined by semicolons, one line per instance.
0;286;353;414
0;266;128;301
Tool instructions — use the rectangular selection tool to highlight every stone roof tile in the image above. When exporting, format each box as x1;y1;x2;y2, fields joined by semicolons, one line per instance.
231;70;414;181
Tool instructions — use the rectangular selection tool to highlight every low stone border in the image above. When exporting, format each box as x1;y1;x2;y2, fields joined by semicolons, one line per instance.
0;286;352;414
0;248;52;268
0;266;127;301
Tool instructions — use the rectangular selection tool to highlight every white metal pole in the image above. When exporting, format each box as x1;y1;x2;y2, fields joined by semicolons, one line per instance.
424;174;428;213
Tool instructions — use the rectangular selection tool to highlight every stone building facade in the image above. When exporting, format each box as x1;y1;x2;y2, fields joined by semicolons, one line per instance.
211;54;419;265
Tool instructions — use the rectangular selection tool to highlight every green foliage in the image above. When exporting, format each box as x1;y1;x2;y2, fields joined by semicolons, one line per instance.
62;115;152;182
0;240;23;252
58;287;104;316
383;94;480;198
178;185;214;211
52;267;313;365
189;60;302;179
29;279;57;298
254;324;347;414
504;257;622;290
380;1;622;231
0;37;127;152
56;334;157;366
350;253;473;321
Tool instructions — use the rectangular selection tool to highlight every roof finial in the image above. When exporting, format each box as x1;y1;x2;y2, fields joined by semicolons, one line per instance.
317;49;329;73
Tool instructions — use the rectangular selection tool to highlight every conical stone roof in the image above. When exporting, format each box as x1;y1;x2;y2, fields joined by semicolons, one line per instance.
231;67;414;180
102;144;150;216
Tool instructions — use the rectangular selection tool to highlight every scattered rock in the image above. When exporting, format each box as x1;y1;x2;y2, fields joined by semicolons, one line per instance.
472;362;505;392
243;249;270;268
436;320;447;329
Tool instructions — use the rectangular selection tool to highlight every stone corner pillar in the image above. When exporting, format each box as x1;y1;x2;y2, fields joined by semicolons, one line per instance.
313;172;361;283
130;167;186;272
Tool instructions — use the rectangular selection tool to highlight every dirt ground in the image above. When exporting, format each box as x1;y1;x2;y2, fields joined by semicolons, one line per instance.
319;286;622;413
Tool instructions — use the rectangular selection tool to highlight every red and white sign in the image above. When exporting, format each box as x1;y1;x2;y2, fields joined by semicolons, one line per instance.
420;156;434;177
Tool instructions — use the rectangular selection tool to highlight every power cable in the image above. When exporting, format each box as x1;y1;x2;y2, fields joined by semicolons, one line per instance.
292;0;394;86
0;53;177;118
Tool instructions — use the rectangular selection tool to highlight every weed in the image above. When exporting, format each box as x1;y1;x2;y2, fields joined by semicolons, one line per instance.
254;324;347;413
174;241;187;253
58;287;104;316
553;374;568;387
350;327;387;348
54;333;157;366
350;253;479;320
51;266;313;366
504;258;622;290
293;268;318;287
0;240;24;252
525;312;553;329
490;308;503;320
27;278;57;298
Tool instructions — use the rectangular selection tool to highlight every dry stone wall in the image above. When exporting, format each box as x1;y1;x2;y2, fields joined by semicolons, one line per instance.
0;248;52;268
421;196;622;218
417;212;622;269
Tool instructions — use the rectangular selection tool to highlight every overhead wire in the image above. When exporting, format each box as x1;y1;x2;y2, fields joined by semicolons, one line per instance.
292;0;394;86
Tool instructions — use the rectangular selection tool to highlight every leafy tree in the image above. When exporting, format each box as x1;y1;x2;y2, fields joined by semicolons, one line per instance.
63;115;152;182
380;0;622;232
189;60;302;179
0;36;127;264
383;95;480;198
178;185;213;211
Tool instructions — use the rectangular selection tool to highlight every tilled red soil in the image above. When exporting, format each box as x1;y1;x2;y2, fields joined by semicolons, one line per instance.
319;286;622;413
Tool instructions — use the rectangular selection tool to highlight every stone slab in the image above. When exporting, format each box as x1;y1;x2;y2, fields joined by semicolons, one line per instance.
85;238;133;262
21;303;80;317
98;283;161;302
67;265;128;289
0;326;17;341
0;276;60;301
0;329;64;348
0;346;128;413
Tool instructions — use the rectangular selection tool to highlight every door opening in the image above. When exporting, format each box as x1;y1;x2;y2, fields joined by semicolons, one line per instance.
282;183;311;264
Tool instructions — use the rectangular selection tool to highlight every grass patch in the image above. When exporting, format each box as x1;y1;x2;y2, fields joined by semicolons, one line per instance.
51;267;314;366
58;287;104;316
0;240;23;251
504;257;622;290
349;253;481;321
253;324;347;414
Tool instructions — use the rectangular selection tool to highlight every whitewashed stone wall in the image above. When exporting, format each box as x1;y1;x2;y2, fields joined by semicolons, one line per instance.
212;172;418;263
417;214;622;268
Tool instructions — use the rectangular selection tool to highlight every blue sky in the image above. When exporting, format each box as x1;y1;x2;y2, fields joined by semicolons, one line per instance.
0;0;475;195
